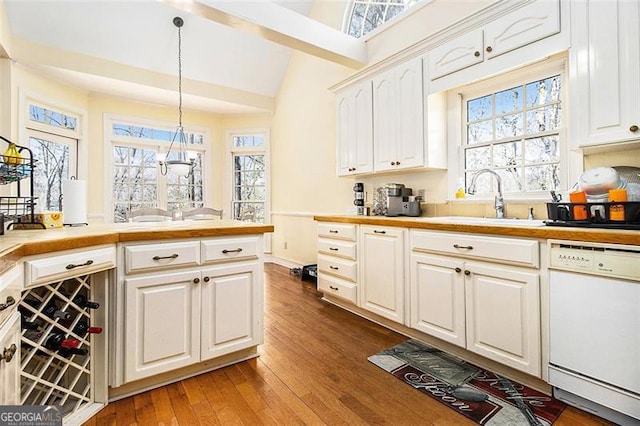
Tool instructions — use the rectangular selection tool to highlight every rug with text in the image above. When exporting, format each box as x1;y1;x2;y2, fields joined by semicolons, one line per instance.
368;340;566;425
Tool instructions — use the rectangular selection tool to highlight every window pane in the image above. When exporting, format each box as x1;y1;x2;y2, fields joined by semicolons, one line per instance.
233;135;264;148
467;95;492;122
495;86;523;115
348;3;366;37
467;120;493;144
364;4;386;35
526;75;561;107
525;165;560;191
524;136;560;164
495;112;523;140
111;145;160;222
493;141;522;167
29;105;77;130
112;122;204;146
465;145;491;170
526;105;561;134
496;169;523;192
29;136;71;212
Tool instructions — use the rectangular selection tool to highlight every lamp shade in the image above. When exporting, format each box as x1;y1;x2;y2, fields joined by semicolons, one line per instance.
167;161;191;177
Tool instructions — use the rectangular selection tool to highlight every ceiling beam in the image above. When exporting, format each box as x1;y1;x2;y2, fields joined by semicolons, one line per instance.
159;0;367;69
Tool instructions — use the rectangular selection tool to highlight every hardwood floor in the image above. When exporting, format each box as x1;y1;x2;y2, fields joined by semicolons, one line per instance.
86;263;611;425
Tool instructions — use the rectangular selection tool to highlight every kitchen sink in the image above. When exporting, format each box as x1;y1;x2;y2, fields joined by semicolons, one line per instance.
415;216;547;227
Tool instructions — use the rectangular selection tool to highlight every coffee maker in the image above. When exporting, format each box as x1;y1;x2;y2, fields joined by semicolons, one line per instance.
385;183;421;217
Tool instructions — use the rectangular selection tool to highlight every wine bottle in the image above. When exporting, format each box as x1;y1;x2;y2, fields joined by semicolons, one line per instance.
72;294;100;310
71;321;103;336
43;333;80;352
59;347;89;357
42;300;72;321
21;315;40;330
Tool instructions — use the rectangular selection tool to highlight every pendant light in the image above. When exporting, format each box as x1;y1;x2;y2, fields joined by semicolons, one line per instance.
158;16;194;177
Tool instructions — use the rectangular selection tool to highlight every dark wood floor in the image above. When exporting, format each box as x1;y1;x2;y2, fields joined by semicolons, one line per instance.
86;263;610;425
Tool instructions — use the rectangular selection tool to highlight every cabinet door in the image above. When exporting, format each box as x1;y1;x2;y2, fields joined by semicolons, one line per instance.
336;81;374;176
410;254;465;347
573;0;640;147
201;262;263;360
396;56;425;169
124;270;200;382
360;226;405;323
484;0;560;59
373;71;398;172
464;261;541;377
0;313;20;405
428;29;484;80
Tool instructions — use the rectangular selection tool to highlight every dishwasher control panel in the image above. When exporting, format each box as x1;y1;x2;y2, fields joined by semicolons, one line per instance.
550;241;640;281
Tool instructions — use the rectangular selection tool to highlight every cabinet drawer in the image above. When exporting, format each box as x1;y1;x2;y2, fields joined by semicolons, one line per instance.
124;241;200;274
411;231;539;268
318;254;357;282
317;238;356;260
318;223;357;241
25;246;116;287
318;274;357;304
0;266;22;329
201;237;260;264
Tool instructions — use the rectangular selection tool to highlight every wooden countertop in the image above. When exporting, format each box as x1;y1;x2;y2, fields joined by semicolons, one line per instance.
0;220;274;258
314;215;640;246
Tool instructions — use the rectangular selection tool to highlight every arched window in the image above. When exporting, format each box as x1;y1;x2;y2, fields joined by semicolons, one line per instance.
344;0;423;38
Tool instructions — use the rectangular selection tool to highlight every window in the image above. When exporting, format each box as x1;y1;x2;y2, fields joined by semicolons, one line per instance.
457;60;566;197
226;131;269;225
24;103;79;212
344;0;425;38
107;117;209;222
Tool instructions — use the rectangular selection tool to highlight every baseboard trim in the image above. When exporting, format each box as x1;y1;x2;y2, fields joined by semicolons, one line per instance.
265;255;303;269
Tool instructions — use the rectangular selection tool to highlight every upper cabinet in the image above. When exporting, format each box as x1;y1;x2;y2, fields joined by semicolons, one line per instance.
373;56;425;172
570;0;640;148
336;81;374;176
428;0;566;93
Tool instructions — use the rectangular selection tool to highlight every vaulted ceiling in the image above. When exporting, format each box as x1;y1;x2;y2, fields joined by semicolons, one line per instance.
2;0;366;114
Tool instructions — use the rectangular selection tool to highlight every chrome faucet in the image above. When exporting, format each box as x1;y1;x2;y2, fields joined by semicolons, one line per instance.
467;169;505;219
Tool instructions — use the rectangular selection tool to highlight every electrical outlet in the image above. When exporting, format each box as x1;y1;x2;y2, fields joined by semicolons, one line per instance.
418;189;426;198
284;241;288;249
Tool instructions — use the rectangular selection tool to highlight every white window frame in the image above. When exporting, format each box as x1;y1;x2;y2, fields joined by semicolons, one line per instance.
17;92;86;212
224;128;271;253
446;56;572;202
104;114;211;223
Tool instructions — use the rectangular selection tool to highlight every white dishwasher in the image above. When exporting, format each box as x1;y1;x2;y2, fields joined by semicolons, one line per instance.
548;240;640;425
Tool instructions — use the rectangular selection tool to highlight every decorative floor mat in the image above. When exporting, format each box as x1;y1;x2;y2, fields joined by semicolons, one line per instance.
369;340;566;425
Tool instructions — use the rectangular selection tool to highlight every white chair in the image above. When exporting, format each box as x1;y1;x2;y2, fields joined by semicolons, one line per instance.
181;207;223;220
127;207;173;222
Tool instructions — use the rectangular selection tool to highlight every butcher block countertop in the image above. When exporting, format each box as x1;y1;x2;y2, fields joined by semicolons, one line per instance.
314;215;640;246
0;220;274;259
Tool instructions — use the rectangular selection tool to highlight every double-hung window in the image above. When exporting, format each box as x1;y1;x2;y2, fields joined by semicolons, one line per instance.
107;116;209;222
24;103;80;212
455;59;567;198
226;130;270;225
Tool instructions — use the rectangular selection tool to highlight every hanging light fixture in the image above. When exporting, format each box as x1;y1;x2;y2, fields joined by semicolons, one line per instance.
158;16;195;177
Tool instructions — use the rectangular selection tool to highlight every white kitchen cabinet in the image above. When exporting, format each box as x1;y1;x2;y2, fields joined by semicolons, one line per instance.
410;254;466;347
0;312;20;405
373;56;425;172
410;230;541;377
124;269;200;382
336;80;374;176
360;225;406;323
201;261;262;360
571;0;640;148
116;235;264;385
317;222;358;304
428;0;563;92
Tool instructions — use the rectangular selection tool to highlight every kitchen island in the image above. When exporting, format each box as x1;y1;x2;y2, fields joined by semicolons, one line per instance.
0;220;273;424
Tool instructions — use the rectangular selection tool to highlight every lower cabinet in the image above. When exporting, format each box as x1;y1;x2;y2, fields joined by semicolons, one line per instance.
0;312;20;405
410;251;541;377
359;225;406;323
124;261;262;383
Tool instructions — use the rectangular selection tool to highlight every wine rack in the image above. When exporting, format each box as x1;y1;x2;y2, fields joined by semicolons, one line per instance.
18;274;102;417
